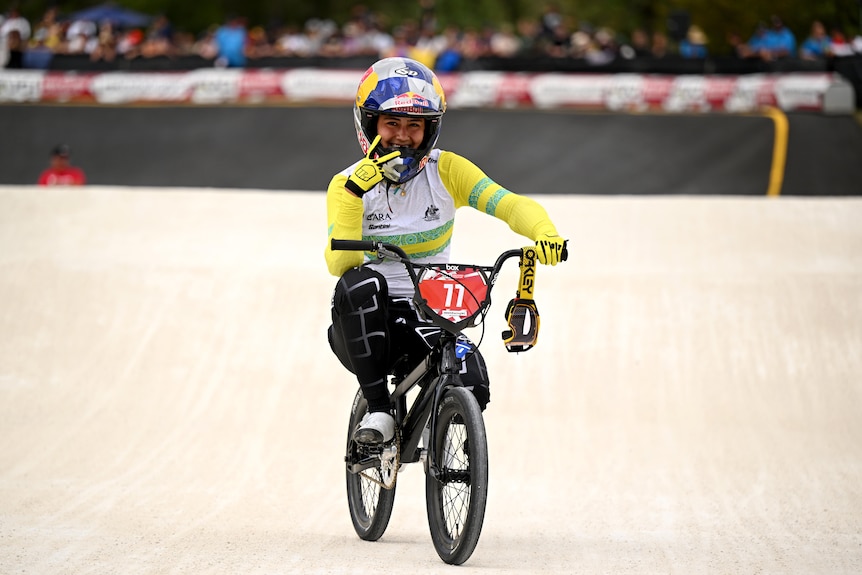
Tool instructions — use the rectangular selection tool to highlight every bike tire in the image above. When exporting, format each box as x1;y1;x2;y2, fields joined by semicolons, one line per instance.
425;386;489;565
345;389;397;541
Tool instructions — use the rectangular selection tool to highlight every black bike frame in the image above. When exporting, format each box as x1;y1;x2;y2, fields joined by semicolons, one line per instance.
334;239;523;478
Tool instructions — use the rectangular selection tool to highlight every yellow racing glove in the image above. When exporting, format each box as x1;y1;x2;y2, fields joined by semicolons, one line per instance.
344;135;401;197
535;233;567;265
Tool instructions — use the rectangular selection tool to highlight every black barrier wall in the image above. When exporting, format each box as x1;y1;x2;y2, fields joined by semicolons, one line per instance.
1;105;860;196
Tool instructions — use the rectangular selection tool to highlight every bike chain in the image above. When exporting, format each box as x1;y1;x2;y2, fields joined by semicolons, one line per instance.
359;427;401;490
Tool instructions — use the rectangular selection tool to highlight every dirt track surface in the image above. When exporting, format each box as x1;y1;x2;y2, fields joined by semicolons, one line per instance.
1;186;861;574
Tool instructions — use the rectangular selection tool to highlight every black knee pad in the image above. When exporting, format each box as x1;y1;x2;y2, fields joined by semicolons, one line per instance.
332;266;389;316
330;266;391;376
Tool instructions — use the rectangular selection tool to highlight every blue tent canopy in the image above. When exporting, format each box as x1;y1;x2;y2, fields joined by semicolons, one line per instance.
66;3;154;27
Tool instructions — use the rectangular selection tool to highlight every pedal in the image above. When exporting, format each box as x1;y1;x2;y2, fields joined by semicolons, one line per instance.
378;443;399;489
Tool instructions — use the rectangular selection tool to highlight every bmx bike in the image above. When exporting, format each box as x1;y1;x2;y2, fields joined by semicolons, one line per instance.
332;238;566;565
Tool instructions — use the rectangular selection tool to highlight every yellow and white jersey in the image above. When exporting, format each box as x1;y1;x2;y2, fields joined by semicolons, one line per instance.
326;149;558;297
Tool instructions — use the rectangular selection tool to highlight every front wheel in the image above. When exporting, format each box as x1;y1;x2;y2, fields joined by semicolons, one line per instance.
425;386;489;565
345;390;397;541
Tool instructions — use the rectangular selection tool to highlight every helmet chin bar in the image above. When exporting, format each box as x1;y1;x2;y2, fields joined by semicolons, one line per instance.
379;146;424;184
354;106;443;184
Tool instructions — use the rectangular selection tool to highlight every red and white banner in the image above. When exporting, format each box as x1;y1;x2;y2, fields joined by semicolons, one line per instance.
0;68;842;112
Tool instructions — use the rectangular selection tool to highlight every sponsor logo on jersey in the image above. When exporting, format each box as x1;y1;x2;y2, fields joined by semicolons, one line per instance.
424;203;440;222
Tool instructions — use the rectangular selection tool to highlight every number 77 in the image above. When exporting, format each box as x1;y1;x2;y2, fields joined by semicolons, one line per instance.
443;282;465;307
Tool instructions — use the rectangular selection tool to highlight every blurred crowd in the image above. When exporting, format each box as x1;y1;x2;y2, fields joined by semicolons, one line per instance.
2;2;862;70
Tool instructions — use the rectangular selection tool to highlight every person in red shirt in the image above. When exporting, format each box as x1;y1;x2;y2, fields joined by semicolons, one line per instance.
37;144;87;186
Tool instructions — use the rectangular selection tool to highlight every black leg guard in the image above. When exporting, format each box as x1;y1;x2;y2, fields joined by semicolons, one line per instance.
330;267;391;411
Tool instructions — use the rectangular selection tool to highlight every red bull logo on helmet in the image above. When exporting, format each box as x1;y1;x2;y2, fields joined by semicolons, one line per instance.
390;91;431;112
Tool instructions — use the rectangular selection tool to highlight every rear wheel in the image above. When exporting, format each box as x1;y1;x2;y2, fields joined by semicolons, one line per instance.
425;386;488;564
345;390;397;541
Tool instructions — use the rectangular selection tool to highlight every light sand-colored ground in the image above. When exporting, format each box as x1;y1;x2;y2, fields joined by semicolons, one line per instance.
1;186;860;574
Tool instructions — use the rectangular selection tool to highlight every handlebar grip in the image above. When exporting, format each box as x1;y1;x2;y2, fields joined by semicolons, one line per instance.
331;239;376;252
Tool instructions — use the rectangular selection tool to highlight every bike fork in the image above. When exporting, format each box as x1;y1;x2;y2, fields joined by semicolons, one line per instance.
426;337;460;480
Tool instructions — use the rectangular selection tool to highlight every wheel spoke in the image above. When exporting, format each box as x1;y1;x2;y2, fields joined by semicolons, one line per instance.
440;421;471;537
346;392;397;542
426;388;488;564
360;470;381;516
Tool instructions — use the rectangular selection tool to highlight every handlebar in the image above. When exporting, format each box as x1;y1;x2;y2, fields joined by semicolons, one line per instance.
330;239;381;254
331;238;562;351
331;238;526;275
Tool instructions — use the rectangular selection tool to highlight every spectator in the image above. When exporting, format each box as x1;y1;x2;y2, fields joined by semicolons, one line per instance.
339;20;366;56
743;22;765;57
538;1;563;44
65;19;98;55
42;21;66;53
37;145;87;186
413;22;442;61
29;6;58;49
569;30;593;59
419;0;436;36
490;22;521;58
246;26;274;58
319;26;347;57
515;18;542;56
214;14;247;67
587;27;618;65
90;21;118;62
651;31;670;58
679;25;708;58
300;18;337;56
170;30;196;56
1;4;30;68
192;25;219;59
274;23;313;56
433;25;462;71
116;28;145;58
9;7;859;70
380;24;412;59
362;19;394;56
65;18;96;46
765;15;796;58
409;31;439;68
828;27;856;57
619;28;652;59
799;20;831;60
727;29;754;59
538;17;571;57
2;28;22;67
0;5;30;42
457;27;491;61
141;14;173;57
749;15;796;60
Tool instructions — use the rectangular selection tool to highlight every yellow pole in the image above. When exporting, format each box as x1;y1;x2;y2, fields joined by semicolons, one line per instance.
762;106;789;198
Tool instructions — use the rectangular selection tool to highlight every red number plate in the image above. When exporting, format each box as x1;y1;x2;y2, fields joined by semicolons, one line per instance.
418;267;488;322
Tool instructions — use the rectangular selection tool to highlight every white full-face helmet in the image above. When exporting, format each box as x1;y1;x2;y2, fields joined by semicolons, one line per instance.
353;57;447;184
